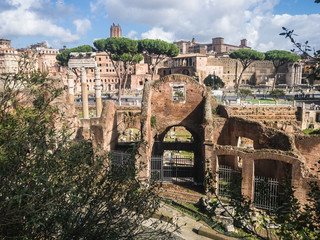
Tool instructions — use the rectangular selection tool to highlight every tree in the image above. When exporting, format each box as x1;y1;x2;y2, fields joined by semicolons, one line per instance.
0;62;175;239
56;45;94;66
269;89;286;101
204;74;225;89
56;45;94;93
280;27;320;85
137;39;179;80
94;38;143;104
265;50;300;90
237;88;253;100
230;49;265;89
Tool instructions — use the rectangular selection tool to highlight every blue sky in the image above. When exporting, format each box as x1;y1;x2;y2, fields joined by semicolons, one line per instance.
0;0;319;52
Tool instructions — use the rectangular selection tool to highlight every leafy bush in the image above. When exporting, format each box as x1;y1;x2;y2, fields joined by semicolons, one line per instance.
0;64;174;239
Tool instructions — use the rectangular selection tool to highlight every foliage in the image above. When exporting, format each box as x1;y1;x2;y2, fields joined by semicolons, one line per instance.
56;45;94;66
204;74;225;89
265;50;300;89
151;115;157;128
230;49;265;89
280;27;320;85
303;128;320;135
237;88;253;99
269;89;286;100
93;38;143;103
0;65;175;239
138;39;179;80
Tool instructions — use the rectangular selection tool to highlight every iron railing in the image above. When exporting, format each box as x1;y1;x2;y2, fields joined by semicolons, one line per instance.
218;165;242;197
150;156;194;183
254;176;280;210
110;150;131;165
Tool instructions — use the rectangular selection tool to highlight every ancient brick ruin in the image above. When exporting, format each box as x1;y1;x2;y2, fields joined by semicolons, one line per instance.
72;74;320;206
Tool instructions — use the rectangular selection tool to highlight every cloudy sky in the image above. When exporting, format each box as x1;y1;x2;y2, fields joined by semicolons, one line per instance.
0;0;319;53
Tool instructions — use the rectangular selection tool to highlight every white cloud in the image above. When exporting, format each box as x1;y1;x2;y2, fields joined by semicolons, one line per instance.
141;27;175;42
126;30;138;39
74;19;92;36
0;0;89;46
93;0;320;51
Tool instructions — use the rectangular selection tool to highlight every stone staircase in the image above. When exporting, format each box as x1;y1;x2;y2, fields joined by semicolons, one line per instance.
158;183;206;204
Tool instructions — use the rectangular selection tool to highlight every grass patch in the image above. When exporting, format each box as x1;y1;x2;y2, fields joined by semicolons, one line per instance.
179;151;194;158
244;98;276;104
303;128;320;135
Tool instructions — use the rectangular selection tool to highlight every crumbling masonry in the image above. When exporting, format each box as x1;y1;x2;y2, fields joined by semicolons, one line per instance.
72;74;320;205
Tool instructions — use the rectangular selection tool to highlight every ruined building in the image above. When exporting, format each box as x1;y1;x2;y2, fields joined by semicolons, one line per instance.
174;37;251;55
159;53;303;88
68;71;320;208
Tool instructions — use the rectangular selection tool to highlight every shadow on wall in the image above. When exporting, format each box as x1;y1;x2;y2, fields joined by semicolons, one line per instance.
217;117;294;151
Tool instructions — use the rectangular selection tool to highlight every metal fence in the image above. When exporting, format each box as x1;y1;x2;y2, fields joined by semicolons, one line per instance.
150;156;194;183
110;150;132;165
254;176;280;210
218;165;242;197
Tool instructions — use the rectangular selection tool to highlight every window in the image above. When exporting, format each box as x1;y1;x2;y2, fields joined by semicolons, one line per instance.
139;81;143;85
171;83;186;103
99;57;101;61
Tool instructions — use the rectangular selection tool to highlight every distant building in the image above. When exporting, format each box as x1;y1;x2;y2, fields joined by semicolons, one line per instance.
174;37;251;55
0;39;19;74
26;41;60;73
110;23;122;38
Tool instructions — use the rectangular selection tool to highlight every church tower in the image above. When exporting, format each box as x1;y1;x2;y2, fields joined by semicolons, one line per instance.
110;23;122;38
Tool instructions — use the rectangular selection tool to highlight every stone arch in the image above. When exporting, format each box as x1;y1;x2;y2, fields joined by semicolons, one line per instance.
218;117;294;151
139;74;215;183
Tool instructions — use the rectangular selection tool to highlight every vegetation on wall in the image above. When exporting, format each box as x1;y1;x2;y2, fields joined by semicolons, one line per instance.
151;115;157;128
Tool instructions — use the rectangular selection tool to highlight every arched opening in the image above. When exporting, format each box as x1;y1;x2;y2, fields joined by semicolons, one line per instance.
217;155;242;197
150;126;202;184
254;159;292;210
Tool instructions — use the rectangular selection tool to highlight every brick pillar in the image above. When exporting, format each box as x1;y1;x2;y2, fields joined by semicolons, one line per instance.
241;157;254;200
81;67;89;119
67;68;74;104
94;66;102;117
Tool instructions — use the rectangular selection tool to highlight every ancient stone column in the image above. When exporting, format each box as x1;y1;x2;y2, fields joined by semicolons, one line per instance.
67;68;74;104
81;67;89;119
94;66;102;117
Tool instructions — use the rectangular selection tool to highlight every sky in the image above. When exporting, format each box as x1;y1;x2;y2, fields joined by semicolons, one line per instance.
0;0;319;53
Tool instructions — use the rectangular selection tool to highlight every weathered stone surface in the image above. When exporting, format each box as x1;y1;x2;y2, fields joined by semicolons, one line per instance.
69;73;320;206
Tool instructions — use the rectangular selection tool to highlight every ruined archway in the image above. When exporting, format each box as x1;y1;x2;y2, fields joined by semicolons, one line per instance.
151;125;202;183
139;74;215;184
